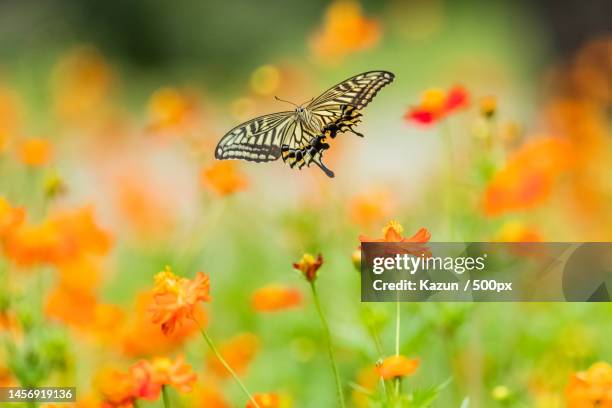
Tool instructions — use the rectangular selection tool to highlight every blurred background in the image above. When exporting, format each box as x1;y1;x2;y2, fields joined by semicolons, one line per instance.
0;0;610;407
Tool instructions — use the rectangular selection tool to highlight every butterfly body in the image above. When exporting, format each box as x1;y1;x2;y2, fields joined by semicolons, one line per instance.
216;71;394;177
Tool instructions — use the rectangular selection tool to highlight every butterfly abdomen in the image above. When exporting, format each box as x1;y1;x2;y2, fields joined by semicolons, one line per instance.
282;134;330;169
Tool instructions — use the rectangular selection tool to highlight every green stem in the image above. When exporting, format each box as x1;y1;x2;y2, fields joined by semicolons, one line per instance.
394;300;401;398
310;282;346;408
161;385;170;408
196;324;260;408
442;120;456;241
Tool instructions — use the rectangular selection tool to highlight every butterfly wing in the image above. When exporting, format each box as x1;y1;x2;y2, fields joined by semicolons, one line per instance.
307;70;394;114
215;111;295;162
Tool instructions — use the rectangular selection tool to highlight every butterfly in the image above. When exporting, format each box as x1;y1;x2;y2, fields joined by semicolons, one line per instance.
215;70;394;178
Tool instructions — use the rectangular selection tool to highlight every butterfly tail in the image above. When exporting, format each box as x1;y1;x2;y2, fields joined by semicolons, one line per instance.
313;158;335;178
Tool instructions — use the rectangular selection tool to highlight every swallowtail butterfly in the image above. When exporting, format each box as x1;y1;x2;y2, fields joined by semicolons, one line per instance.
215;71;394;178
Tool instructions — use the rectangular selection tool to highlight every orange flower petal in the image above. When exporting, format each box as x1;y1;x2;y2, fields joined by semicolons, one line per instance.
376;355;419;380
252;285;302;312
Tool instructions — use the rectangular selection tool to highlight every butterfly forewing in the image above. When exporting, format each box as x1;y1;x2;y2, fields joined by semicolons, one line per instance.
215;111;294;162
307;71;394;112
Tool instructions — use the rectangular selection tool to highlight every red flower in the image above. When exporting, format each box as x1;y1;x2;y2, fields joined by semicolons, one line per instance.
404;86;469;125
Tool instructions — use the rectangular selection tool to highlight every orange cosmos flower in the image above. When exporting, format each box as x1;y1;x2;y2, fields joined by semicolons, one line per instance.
252;284;302;312
310;0;381;62
151;355;197;392
94;366;138;408
565;362;612;407
4;206;110;266
128;361;161;401
0;364;16;387
115;175;175;239
246;393;280;408
404;86;469;125
483;137;573;216
52;46;114;123
201;161;248;196
122;290;205;356
352;366;378;408
18;138;53;167
0;84;21;148
45;284;98;328
132;355;197;395
56;256;103;292
90;303;126;344
348;188;394;227
207;333;259;378
495;221;543;242
147;87;199;133
191;378;230;408
376;355;420;380
0;196;25;239
150;266;210;335
293;253;324;283
0;131;9;154
359;220;431;243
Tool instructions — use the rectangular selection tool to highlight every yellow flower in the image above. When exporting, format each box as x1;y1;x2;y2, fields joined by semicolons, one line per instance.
43;171;67;199
480;95;497;118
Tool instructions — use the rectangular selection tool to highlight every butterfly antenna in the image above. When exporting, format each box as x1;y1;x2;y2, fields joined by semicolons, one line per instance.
274;96;298;108
300;96;314;106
